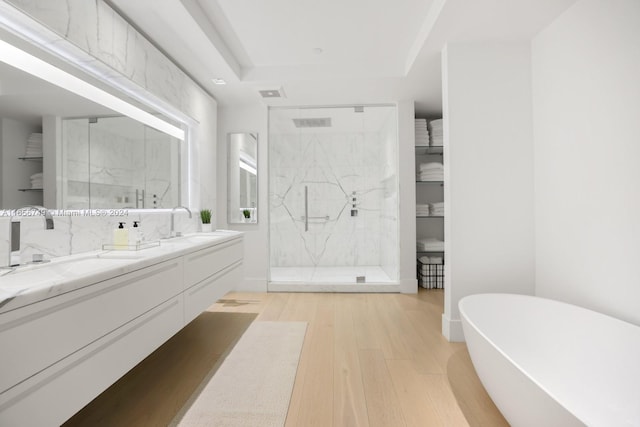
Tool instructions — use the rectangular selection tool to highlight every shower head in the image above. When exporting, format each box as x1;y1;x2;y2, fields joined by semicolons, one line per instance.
292;118;332;128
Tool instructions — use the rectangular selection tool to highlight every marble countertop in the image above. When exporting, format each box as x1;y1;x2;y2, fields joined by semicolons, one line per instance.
0;230;242;315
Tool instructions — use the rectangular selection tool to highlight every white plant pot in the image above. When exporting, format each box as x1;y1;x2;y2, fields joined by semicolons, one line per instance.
201;223;213;233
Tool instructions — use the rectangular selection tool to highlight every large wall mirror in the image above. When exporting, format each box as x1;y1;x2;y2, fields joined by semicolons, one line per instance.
227;133;258;224
0;28;187;211
61;117;181;209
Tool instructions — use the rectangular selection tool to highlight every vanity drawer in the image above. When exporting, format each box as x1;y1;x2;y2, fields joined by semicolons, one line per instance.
0;257;183;394
183;238;243;288
184;261;242;324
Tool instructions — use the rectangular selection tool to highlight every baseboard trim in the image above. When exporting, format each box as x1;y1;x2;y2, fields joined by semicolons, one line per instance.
235;278;267;292
399;278;418;294
441;313;465;342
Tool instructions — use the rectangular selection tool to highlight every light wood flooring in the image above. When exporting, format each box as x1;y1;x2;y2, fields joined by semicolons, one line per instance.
65;289;508;426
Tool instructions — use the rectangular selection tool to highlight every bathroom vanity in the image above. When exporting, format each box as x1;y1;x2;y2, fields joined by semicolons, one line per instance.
0;231;242;426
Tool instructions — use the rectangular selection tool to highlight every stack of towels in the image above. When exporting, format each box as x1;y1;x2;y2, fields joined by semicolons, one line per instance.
415;118;429;146
417;162;443;181
428;119;443;147
416;203;430;216
30;172;43;189
430;201;444;216
25;133;43;157
417;237;445;252
416;202;444;216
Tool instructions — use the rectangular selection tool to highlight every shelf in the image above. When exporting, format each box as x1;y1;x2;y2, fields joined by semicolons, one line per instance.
18;156;43;161
417;216;444;218
417;250;445;254
415;146;443;155
102;240;160;251
68;179;134;188
416;180;443;184
18;188;43;192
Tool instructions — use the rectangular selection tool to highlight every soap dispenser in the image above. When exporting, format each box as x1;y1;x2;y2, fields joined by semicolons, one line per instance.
130;221;142;246
113;222;128;249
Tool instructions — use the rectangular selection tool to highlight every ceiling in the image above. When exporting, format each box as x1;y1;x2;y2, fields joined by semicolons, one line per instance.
107;0;578;116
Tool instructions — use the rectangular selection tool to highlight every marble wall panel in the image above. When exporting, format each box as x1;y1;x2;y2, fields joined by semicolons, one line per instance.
270;122;395;269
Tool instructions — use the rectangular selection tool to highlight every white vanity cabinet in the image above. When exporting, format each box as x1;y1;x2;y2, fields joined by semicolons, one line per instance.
0;258;183;396
0;233;243;426
183;238;243;323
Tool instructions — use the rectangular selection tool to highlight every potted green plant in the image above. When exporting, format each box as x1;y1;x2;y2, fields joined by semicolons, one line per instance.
200;208;212;232
242;209;251;221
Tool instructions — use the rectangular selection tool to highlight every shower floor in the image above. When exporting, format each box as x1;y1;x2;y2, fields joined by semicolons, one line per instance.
271;266;391;283
269;266;399;292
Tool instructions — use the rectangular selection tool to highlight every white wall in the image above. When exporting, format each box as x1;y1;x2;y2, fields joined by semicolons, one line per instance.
532;0;640;325
380;111;400;282
217;104;269;292
398;100;418;293
442;43;535;341
42;116;61;209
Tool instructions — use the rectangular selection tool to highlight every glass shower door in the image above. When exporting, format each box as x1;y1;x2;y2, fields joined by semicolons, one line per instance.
268;105;399;287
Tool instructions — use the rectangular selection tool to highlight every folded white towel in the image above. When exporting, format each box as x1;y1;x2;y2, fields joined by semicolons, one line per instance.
417;237;445;251
419;162;443;171
417;173;443;180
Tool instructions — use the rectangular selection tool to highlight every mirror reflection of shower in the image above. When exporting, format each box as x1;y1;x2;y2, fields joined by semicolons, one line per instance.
228;132;258;224
61;116;180;209
268;105;399;289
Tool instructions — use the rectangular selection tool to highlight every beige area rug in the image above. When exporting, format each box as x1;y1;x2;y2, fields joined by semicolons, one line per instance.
171;321;308;427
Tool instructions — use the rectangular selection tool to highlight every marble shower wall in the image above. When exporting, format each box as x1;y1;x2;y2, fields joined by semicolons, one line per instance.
270;120;398;274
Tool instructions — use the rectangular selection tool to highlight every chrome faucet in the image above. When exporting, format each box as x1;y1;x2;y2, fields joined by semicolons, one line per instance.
170;206;192;237
1;206;54;268
15;205;55;230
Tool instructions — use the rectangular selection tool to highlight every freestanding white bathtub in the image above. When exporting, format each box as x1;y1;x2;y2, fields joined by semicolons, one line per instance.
459;293;640;427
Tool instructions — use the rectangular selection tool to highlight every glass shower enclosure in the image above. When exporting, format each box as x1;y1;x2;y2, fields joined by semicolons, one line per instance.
268;105;399;290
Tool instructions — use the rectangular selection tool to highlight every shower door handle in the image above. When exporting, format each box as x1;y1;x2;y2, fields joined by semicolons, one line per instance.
304;185;308;231
135;189;145;209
